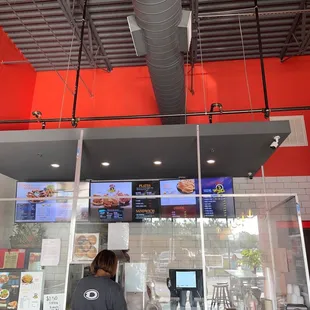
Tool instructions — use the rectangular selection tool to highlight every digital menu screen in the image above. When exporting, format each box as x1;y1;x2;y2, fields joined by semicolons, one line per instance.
199;177;235;218
160;179;197;218
15;182;89;223
90;182;132;222
160;178;235;218
132;181;160;221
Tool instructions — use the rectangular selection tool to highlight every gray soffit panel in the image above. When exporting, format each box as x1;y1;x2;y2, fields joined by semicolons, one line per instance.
0;121;290;181
0;0;309;71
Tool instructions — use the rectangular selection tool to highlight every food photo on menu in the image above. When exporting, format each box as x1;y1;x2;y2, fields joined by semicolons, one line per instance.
73;234;99;262
160;179;197;218
0;272;21;309
15;182;89;223
90;182;133;222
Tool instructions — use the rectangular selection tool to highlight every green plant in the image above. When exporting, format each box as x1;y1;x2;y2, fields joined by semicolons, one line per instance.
240;249;262;274
10;223;46;248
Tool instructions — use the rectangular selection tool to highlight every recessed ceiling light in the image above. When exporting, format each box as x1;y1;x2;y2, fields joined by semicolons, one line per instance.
101;162;110;167
153;160;162;165
207;159;215;164
51;163;60;168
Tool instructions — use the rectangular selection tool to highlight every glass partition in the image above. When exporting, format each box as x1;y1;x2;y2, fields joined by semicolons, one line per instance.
0;131;81;310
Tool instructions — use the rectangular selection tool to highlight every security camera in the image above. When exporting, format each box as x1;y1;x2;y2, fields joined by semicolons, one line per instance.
248;172;253;180
270;136;281;149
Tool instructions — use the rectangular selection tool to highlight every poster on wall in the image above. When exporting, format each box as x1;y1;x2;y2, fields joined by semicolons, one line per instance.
73;234;99;262
18;272;43;310
0;271;21;309
160;179;197;218
0;249;25;269
27;252;42;271
132;181;160;221
15;182;89;223
90;182;133;222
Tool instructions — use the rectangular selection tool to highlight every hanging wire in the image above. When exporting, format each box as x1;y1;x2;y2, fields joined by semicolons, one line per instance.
58;32;76;128
90;47;100;127
31;0;93;97
5;0;75;95
238;15;254;120
185;50;190;124
197;20;208;115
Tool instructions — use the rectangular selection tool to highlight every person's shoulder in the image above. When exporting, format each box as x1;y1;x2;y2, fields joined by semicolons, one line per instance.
107;279;122;292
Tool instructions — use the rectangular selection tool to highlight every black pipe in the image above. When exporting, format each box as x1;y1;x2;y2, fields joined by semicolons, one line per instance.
72;0;88;127
1;105;310;125
254;0;270;117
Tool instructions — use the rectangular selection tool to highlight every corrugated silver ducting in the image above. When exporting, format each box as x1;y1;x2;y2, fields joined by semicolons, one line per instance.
132;0;185;124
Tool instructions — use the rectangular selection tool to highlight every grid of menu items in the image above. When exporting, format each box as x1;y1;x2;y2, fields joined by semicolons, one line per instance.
0;271;21;309
90;182;133;222
0;249;25;269
15;182;89;223
132;181;160;221
73;234;99;262
198;177;235;218
18;272;43;310
160;178;235;218
160;179;198;218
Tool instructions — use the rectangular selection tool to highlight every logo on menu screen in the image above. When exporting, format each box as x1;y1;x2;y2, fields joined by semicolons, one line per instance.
108;184;116;193
213;184;225;194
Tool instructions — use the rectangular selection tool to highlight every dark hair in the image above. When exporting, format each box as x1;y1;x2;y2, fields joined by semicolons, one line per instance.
90;250;117;275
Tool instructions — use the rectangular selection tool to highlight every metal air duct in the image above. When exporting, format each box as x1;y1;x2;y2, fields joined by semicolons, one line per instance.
129;0;190;124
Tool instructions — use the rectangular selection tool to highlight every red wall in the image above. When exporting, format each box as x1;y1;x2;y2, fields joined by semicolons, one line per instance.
30;56;310;176
0;27;36;130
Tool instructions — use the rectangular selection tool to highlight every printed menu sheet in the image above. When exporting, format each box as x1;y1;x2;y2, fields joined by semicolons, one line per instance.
0;271;21;309
0;249;25;269
18;272;43;310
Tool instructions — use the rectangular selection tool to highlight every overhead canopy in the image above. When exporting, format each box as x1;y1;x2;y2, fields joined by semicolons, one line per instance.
0;121;290;181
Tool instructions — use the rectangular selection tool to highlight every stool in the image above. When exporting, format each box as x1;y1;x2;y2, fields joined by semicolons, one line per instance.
211;282;232;309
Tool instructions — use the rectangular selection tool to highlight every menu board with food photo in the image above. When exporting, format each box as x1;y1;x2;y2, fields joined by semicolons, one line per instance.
73;234;99;262
0;271;21;309
18;272;43;310
15;182;89;223
132;181;160;221
160;179;197;218
0;249;25;269
198;177;235;218
90;182;132;222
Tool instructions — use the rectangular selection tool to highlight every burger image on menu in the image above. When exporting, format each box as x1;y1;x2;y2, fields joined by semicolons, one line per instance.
177;179;195;194
92;184;131;208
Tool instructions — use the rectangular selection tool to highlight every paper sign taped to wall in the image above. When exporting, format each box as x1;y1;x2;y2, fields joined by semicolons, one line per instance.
41;239;61;266
43;293;64;310
108;223;129;250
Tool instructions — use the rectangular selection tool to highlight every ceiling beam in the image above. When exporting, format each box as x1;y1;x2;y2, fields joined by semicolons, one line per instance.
279;0;307;61
77;0;112;71
57;0;97;67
